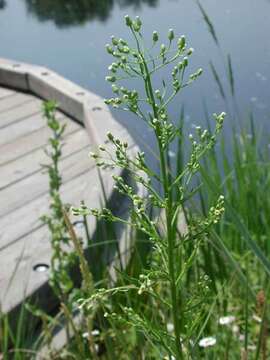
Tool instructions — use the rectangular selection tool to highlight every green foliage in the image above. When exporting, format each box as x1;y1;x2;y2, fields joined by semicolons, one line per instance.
4;11;270;360
73;15;226;359
41;101;75;296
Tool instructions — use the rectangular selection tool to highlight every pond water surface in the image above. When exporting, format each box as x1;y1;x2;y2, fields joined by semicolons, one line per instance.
1;0;270;148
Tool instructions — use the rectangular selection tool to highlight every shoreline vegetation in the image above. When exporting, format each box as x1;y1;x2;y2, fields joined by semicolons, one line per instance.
1;10;270;360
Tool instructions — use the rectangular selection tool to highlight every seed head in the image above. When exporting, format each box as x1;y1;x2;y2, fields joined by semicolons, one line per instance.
168;28;175;41
125;15;132;27
152;31;159;42
106;44;113;54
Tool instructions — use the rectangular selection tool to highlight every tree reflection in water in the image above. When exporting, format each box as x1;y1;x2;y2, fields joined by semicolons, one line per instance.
24;0;159;28
0;0;7;10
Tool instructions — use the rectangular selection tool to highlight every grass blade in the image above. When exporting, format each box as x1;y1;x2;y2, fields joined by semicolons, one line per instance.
196;0;219;46
200;166;270;277
227;54;235;97
209;61;226;100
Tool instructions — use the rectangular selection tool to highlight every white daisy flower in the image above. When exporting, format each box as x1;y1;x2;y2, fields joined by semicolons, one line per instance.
219;315;235;325
166;323;174;333
82;329;100;338
232;325;239;334
91;329;100;336
199;336;217;348
239;334;245;342
252;314;262;323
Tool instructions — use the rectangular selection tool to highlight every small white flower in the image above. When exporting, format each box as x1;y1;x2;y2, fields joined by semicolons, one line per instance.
168;150;176;158
166;323;174;333
219;315;235;325
239;334;245;342
199;336;216;348
91;329;100;336
232;325;239;334
252;314;262;323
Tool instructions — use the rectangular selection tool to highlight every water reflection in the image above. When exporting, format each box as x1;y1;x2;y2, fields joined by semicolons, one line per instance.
24;0;159;28
0;0;7;10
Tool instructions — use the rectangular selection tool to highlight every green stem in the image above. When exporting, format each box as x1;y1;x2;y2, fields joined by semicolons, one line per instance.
160;142;183;360
131;29;183;359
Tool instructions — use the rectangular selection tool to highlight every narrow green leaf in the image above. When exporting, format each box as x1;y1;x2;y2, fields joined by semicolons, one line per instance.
209;61;226;100
196;1;219;46
227;54;235;97
200;166;270;277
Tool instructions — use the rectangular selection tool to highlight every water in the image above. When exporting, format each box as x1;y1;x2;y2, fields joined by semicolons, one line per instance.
1;0;270;148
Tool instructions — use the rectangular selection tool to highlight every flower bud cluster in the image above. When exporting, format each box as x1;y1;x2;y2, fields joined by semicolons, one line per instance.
187;112;226;173
72;202;89;216
105;87;139;111
208;195;225;224
155;120;176;149
189;199;223;239
105;132;130;168
106;37;130;59
195;126;211;144
178;36;186;51
132;194;146;214
72;204;115;222
189;68;203;82
122;307;144;328
214;112;226;133
148;193;165;208
171;52;193;92
135;151;147;171
125;15;142;32
138;274;153;295
113;175;133;197
187;138;204;173
79;288;109;311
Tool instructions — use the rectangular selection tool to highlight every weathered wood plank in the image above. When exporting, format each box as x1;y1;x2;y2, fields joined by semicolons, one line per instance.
0;92;33;113
0;117;79;166
0;169;93;252
0;87;15;99
0;59;31;90
0;146;93;218
0;112;48;146
0;133;135;251
0;128;90;190
0;99;43;129
83;100;127;147
0;111;72;147
0;161;126;314
0;59;138;323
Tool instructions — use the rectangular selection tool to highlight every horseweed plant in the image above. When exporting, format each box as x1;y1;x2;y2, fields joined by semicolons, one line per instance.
41;102;75;297
73;16;226;358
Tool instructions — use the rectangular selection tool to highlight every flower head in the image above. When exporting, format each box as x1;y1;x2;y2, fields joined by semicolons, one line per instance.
218;315;235;325
199;336;216;348
166;323;174;333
